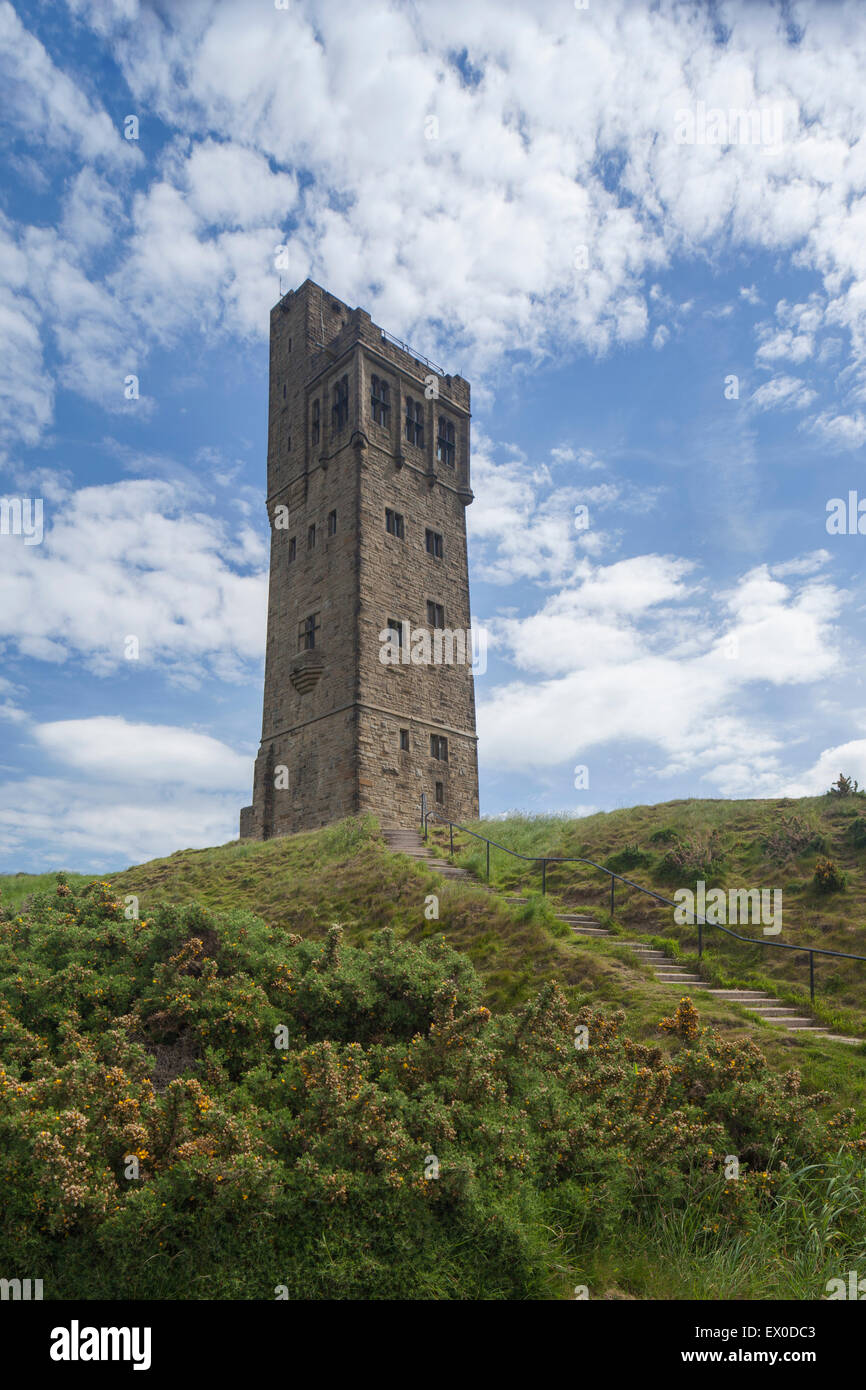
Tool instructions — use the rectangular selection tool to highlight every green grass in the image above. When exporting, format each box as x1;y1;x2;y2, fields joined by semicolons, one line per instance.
0;870;94;910
429;795;866;1038
6;798;866;1299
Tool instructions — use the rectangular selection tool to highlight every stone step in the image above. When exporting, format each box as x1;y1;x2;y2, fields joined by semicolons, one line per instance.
656;975;703;984
814;1033;862;1045
570;927;610;937
704;989;771;998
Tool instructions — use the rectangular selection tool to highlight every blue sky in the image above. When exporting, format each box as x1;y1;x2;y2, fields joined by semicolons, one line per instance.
3;0;866;871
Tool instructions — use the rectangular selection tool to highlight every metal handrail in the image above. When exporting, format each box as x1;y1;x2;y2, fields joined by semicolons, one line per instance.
420;805;866;1003
379;328;445;377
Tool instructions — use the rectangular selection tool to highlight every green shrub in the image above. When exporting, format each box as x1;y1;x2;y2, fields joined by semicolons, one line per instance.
0;877;863;1300
655;831;725;882
762;815;827;862
814;859;846;894
604;844;653;874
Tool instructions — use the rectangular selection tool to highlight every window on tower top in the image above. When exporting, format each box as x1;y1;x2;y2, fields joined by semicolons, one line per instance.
332;376;349;432
328;509;337;536
427;600;444;629
437;416;455;467
311;398;320;446
405;397;424;447
385;508;405;539
370;375;391;427
308;523;316;549
430;735;448;762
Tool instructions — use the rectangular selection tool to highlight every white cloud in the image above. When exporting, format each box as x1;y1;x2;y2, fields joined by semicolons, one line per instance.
0;475;267;679
750;374;817;411
478;559;844;782
780;739;866;798
34;716;250;789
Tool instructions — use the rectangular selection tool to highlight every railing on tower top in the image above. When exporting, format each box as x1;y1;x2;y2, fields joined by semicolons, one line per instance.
420;803;866;1005
379;328;446;377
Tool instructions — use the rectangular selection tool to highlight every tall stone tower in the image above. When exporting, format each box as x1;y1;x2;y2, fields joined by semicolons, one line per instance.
239;279;480;839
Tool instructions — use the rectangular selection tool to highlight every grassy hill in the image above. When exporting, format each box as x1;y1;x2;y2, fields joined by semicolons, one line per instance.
3;796;866;1299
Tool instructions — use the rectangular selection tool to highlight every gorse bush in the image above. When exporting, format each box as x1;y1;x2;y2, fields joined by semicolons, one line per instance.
0;878;863;1300
761;815;827;863
827;773;864;798
813;858;846;894
655;830;726;882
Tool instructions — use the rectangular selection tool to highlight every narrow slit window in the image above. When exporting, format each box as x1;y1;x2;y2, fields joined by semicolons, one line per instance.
327;509;337;536
332;375;349;432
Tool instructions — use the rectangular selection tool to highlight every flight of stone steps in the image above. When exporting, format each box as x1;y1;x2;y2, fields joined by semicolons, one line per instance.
619;942;859;1045
382;829;610;935
382;826;863;1046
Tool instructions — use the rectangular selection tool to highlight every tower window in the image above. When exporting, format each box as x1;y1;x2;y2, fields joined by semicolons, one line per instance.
288;536;296;563
386;617;406;650
328;509;337;536
425;529;443;559
370;375;391;427
427;600;444;628
332;375;349;432
282;383;286;399
311;399;320;446
385;508;405;539
405;397;424;447
308;523;316;549
437;416;455;467
435;780;444;804
430;735;448;761
399;729;409;751
298;613;321;651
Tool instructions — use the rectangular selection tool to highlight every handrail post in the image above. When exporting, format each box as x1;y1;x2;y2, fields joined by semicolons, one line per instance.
486;840;490;882
810;951;815;1002
542;859;547;894
609;874;615;917
450;823;453;857
698;918;703;958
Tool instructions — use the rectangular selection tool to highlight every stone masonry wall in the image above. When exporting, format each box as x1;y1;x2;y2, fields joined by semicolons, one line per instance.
240;279;479;837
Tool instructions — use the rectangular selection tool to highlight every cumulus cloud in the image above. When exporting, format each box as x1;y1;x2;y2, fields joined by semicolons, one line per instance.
478;559;845;783
0;475;267;680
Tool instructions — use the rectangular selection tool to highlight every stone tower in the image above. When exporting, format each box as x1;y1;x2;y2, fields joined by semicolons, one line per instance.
239;279;480;839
